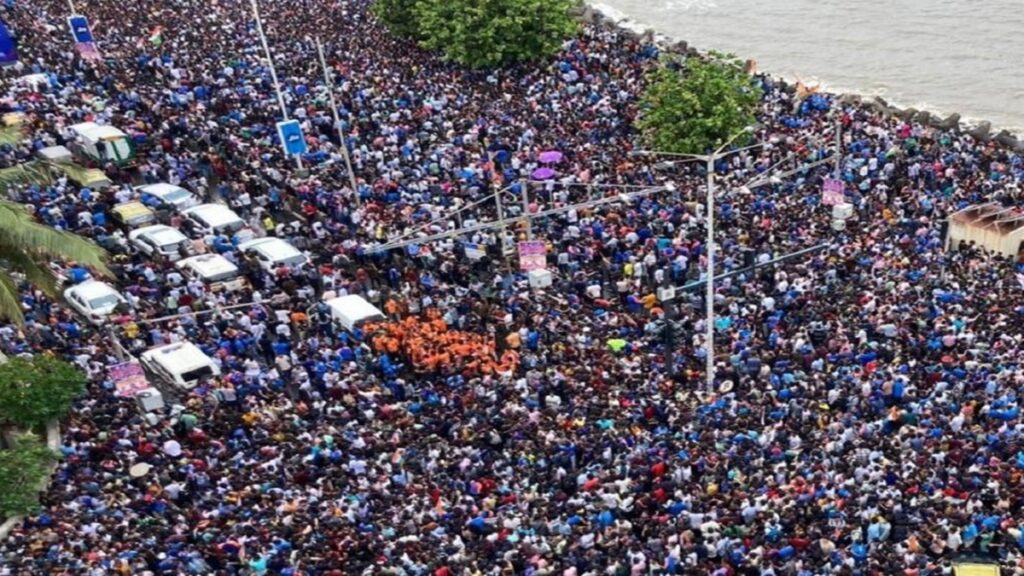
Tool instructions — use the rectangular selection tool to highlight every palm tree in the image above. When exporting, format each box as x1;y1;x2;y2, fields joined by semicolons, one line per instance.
0;200;109;324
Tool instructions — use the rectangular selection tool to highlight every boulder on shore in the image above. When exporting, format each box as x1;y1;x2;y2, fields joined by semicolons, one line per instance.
994;130;1021;151
913;111;932;126
967;121;992;141
667;40;688;54
897;107;918;122
930;113;961;132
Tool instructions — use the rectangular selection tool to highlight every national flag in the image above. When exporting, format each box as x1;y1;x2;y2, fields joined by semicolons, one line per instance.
148;25;163;46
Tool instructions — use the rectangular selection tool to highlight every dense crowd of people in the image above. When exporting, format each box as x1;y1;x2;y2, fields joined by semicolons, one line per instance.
1;0;1024;574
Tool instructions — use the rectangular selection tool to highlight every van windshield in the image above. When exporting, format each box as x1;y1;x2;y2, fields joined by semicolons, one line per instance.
203;269;239;283
214;220;244;235
281;254;307;267
180;365;214;383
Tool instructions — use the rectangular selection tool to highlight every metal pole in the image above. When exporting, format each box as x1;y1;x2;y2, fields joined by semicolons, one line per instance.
250;0;303;171
494;188;512;273
315;37;359;204
705;155;715;390
661;277;676;378
521;179;533;240
834;113;842;179
107;325;126;361
68;0;77;13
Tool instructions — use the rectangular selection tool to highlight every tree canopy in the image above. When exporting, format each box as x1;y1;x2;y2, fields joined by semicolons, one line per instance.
373;0;579;69
0;199;109;324
0;355;87;429
370;0;421;39
0;433;57;518
637;54;763;155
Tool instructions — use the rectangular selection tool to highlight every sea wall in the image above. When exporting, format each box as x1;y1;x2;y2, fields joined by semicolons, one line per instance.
576;4;1023;152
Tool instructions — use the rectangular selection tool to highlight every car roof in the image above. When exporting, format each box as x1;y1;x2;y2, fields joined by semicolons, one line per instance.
112;201;153;217
237;237;301;258
178;253;238;276
70;122;127;140
66;280;120;300
140;341;215;371
137;183;191;198
182;203;242;225
130;224;187;244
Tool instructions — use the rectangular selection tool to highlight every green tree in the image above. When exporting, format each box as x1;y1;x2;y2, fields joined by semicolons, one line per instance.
0;433;58;518
0;199;109;324
370;0;421;38
0;355;87;429
637;54;762;154
409;0;579;69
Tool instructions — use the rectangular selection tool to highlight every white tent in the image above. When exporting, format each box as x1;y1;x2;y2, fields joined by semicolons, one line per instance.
947;202;1024;257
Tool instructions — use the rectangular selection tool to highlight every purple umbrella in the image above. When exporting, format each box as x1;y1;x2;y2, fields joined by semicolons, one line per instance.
539;150;563;164
531;167;556;181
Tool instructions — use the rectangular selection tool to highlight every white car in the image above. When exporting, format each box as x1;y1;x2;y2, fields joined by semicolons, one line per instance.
139;341;220;390
237;237;309;272
63;280;126;324
176;253;248;292
129;224;190;261
137;183;200;212
180;203;251;239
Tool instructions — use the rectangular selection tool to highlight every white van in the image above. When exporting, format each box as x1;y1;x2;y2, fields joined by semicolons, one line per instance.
139;341;220;390
137;183;201;212
69;122;135;166
180;203;251;240
237;238;309;273
176;254;247;292
324;295;385;331
129;224;190;262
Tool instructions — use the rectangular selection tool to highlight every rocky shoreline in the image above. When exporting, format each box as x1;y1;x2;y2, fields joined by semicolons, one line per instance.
577;3;1023;152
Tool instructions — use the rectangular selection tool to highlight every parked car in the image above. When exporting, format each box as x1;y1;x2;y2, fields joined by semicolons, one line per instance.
136;183;200;213
110;201;156;230
63;280;127;324
236;237;309;272
180;203;252;240
176;253;248;293
128;224;192;262
139;341;220;390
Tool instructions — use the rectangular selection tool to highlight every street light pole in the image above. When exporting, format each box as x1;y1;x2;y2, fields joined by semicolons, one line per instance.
250;0;303;171
705;156;715;390
315;37;360;205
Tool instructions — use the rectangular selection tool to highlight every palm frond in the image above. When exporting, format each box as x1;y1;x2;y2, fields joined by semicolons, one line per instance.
0;201;110;276
49;161;94;184
2;249;59;298
0;162;54;194
0;124;24;147
0;273;26;325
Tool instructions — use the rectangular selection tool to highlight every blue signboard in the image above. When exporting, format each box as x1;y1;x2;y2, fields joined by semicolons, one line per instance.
67;15;93;44
0;19;17;66
276;120;307;156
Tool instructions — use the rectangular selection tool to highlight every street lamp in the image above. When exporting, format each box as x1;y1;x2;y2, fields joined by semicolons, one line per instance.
631;125;759;391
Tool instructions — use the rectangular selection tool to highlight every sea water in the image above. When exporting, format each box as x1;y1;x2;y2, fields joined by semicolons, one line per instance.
595;0;1024;135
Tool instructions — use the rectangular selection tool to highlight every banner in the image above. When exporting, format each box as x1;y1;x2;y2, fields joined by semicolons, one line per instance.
74;42;101;61
67;15;94;43
109;361;149;398
0;18;17;66
822;177;845;206
276;120;308;156
517;240;547;272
